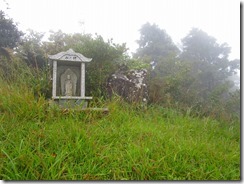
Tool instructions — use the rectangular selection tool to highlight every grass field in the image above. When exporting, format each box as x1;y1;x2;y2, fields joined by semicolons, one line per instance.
0;80;240;180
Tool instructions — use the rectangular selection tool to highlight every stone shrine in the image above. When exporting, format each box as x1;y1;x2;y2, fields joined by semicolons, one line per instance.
48;49;92;107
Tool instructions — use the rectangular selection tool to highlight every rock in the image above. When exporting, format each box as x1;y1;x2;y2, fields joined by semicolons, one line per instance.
107;66;148;104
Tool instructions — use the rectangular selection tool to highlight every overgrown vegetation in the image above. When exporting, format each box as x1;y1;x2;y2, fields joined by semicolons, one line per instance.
0;11;240;180
0;78;240;180
135;23;240;121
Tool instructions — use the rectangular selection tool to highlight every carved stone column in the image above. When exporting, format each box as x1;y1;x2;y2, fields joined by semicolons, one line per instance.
52;60;57;98
81;63;85;97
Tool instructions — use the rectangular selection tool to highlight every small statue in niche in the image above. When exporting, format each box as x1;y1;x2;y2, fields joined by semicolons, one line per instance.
60;68;77;96
65;74;73;96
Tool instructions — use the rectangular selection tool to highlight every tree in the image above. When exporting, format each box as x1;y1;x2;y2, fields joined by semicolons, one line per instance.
134;23;190;106
16;30;46;69
75;34;128;97
180;28;240;93
0;10;25;83
134;22;179;61
179;28;240;119
181;28;238;85
0;10;23;57
43;30;69;54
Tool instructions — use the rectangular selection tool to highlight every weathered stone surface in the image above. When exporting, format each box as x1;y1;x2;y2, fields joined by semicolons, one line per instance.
56;63;81;96
48;48;92;62
107;66;148;104
48;49;93;108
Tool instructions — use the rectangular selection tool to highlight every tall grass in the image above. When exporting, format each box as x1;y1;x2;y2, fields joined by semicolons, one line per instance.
0;59;240;180
0;86;240;180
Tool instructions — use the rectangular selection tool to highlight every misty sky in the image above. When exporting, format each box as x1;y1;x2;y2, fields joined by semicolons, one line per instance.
0;0;240;60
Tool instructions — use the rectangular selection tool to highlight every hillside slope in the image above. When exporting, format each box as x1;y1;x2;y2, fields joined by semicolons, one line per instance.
0;81;240;180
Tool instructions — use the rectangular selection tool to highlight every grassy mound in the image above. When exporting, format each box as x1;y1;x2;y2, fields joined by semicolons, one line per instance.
0;80;240;180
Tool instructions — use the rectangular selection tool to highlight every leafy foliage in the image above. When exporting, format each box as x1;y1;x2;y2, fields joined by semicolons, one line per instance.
0;10;23;49
181;28;238;86
134;22;179;61
179;28;240;119
134;24;240;121
16;30;47;69
0;10;23;60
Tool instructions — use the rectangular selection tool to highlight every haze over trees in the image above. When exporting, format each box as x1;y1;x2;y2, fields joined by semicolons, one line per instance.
0;12;240;120
135;22;179;60
134;23;240;119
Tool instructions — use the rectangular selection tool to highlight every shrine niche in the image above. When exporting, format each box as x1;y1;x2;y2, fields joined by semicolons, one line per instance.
48;49;92;107
60;68;77;96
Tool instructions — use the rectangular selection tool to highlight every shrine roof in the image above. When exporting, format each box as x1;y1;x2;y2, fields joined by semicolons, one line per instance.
48;49;92;62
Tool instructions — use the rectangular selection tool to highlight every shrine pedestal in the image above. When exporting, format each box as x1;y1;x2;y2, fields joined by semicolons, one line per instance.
52;96;93;108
